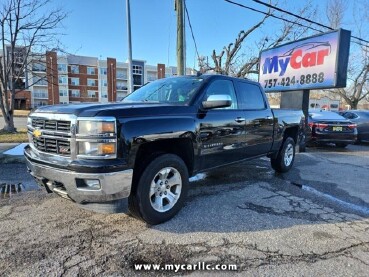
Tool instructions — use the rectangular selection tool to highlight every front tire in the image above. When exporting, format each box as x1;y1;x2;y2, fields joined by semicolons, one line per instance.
271;137;296;173
128;154;189;225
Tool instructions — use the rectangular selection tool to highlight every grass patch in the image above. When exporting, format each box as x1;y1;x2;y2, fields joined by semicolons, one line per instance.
0;110;30;118
0;129;28;143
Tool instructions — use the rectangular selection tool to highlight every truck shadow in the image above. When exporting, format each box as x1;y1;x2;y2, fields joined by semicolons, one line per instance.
54;144;369;233
150;154;369;233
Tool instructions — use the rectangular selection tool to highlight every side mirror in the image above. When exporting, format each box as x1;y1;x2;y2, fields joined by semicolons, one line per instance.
202;94;232;109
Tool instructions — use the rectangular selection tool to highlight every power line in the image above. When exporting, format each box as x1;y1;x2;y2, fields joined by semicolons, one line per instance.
224;0;369;48
184;1;200;61
250;0;369;45
224;0;324;34
251;0;334;31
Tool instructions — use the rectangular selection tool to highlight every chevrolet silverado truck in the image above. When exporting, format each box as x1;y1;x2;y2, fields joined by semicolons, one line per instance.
25;75;304;224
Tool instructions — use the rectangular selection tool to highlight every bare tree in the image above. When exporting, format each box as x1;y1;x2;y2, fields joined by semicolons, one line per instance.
323;0;369;109
0;0;66;132
326;0;345;29
327;52;369;109
202;1;318;79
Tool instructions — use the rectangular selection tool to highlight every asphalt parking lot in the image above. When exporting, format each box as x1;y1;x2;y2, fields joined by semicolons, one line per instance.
0;144;369;276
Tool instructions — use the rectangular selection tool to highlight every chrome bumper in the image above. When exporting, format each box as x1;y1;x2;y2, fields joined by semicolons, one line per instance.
25;157;133;204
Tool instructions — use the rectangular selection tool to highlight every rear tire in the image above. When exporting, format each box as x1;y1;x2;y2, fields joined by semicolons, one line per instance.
271;137;296;173
335;143;348;148
128;154;189;225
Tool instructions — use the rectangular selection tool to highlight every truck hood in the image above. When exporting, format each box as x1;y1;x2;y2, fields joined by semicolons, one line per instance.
30;102;194;118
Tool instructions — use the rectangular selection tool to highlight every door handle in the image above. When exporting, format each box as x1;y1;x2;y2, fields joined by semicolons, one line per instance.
235;117;246;123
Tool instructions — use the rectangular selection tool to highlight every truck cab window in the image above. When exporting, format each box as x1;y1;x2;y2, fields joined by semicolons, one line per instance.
236;82;266;110
205;80;238;109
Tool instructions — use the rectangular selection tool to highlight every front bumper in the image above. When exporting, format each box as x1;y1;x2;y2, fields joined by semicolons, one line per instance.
24;146;133;204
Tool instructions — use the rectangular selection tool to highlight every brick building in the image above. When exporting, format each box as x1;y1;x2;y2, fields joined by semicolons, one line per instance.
27;52;195;109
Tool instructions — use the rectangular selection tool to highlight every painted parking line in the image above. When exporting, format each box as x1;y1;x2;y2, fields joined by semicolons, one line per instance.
290;181;369;215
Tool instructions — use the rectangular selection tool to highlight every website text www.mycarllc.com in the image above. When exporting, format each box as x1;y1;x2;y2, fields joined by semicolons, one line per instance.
134;262;237;272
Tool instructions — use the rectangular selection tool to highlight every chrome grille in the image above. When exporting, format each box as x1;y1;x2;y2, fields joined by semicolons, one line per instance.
32;137;71;155
30;118;71;156
32;118;71;132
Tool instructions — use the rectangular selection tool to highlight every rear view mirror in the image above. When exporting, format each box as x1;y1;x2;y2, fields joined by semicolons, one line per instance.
202;94;232;109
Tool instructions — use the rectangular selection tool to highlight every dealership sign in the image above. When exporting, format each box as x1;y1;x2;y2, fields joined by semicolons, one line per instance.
259;29;351;92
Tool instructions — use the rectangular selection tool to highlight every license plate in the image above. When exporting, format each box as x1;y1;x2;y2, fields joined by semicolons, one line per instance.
332;126;343;131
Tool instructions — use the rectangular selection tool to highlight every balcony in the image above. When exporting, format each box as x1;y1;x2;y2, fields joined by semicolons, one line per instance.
33;80;48;86
116;85;127;91
116;73;127;80
33;93;48;99
147;76;157;82
32;67;46;73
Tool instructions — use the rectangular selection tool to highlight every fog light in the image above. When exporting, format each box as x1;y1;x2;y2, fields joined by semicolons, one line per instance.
76;179;101;190
85;179;101;190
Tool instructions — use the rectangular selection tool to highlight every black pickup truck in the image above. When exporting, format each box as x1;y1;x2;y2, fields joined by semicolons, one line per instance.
25;75;304;224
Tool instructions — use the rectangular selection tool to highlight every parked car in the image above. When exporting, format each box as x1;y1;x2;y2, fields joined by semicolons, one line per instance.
338;110;369;142
24;75;305;224
307;110;357;148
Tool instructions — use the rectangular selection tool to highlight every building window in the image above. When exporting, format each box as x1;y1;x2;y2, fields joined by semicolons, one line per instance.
58;76;67;84
69;89;80;98
116;81;127;90
59;89;68;97
87;90;97;98
116;70;127;79
34;100;48;107
87;67;96;75
133;74;142;86
100;79;107;87
33;89;48;99
70;65;79;74
33;76;47;86
70;77;79;86
58;64;67;73
133;65;142;74
101;92;108;98
32;63;46;72
87;78;97;86
100;67;107;75
147;72;157;82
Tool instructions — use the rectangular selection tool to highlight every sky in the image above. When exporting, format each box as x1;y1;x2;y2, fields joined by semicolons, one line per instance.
55;0;367;68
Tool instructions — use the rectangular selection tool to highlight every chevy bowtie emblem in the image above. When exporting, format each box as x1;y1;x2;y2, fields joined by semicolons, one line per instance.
33;129;42;138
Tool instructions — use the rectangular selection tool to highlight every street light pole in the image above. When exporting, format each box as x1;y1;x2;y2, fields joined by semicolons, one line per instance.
126;0;134;94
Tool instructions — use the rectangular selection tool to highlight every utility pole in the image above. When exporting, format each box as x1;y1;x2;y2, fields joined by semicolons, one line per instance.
50;56;54;105
126;0;134;94
175;0;185;75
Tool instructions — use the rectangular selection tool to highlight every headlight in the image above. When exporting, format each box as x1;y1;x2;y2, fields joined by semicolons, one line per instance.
77;117;117;159
78;121;115;136
78;141;116;157
27;117;32;126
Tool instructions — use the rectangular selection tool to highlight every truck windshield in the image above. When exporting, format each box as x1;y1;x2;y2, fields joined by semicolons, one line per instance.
122;77;203;105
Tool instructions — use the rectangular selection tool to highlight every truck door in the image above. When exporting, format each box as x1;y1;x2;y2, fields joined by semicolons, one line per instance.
198;79;248;170
235;81;274;156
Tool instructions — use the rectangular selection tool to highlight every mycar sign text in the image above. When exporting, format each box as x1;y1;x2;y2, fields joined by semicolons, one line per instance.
259;29;351;92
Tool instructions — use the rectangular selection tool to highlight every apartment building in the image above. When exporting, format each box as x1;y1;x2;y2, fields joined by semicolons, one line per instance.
2;48;195;109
